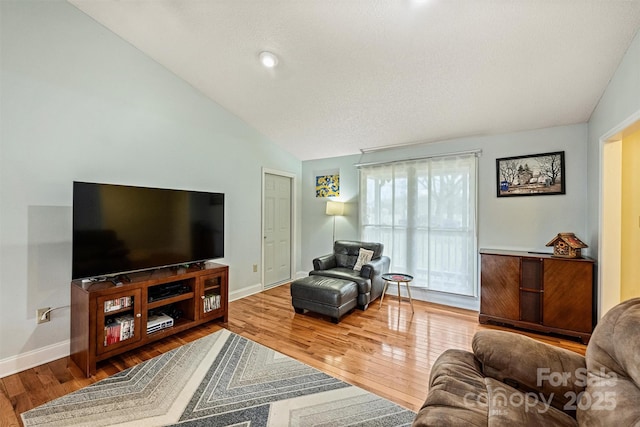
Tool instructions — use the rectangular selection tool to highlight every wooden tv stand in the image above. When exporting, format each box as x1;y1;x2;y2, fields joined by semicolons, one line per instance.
70;263;228;377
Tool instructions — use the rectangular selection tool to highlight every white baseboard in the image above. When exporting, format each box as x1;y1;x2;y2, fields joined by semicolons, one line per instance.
229;283;263;302
405;287;480;311
0;339;70;379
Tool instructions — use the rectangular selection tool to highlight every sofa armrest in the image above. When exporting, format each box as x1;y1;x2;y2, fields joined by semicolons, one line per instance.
473;330;586;412
313;254;337;271
360;256;390;279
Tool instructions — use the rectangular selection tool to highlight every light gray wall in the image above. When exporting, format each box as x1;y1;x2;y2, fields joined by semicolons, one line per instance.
300;154;362;273
0;1;301;364
587;29;640;258
301;124;589;281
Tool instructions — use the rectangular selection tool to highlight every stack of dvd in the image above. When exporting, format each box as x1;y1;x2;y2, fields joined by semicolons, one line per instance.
104;314;134;346
203;293;221;313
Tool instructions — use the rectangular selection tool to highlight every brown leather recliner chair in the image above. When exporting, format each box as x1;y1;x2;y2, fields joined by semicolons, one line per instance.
309;240;390;310
413;297;640;426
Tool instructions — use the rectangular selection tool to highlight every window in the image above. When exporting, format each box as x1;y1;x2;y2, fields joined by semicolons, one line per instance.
359;154;477;296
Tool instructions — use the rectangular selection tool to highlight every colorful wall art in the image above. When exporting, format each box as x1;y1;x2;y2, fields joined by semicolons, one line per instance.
316;174;340;198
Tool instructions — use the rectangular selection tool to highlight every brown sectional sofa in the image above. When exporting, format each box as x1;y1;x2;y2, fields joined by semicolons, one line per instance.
413;297;640;426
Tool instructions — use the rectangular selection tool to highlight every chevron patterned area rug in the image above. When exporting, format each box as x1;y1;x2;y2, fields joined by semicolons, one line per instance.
21;329;416;426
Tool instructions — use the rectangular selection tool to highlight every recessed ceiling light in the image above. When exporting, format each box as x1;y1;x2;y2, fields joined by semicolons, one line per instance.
259;51;278;68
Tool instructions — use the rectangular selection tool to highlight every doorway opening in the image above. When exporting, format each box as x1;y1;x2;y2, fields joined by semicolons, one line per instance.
599;113;640;317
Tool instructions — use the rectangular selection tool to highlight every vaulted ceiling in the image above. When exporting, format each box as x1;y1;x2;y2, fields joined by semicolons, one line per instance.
69;0;640;160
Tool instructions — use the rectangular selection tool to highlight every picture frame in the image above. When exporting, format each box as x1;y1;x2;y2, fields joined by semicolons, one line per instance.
496;151;565;197
315;174;340;198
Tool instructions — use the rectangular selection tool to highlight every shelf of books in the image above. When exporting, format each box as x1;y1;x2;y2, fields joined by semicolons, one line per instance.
199;270;227;320
104;296;133;313
96;290;142;355
104;314;135;346
203;292;221;313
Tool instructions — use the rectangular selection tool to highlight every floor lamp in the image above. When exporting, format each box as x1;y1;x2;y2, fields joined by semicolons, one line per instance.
326;201;345;246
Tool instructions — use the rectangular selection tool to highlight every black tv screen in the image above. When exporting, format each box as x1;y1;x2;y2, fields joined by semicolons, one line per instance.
72;182;224;280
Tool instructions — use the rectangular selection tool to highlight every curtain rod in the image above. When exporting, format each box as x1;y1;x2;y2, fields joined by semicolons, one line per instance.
354;148;482;168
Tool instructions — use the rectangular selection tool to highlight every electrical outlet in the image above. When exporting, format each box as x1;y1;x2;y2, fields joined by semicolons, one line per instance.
253;264;258;273
37;307;51;324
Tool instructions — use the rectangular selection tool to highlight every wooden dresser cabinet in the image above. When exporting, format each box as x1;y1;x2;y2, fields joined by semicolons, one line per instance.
479;249;595;344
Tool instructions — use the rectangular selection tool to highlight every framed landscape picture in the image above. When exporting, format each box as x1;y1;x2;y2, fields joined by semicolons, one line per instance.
496;151;565;197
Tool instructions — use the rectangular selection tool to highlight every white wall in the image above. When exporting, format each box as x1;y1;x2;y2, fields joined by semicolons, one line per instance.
587;29;640;315
301;124;589;308
300;154;362;274
0;0;301;374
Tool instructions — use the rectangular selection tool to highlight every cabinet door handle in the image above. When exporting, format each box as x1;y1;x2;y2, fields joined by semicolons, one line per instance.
201;296;205;299
136;313;141;318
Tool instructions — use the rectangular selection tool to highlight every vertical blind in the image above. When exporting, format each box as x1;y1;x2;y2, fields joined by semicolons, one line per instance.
358;154;477;296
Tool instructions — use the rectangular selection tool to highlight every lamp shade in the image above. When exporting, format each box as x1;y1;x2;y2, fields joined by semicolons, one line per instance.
326;201;345;216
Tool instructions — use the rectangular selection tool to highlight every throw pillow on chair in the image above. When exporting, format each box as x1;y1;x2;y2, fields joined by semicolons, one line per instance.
353;248;374;271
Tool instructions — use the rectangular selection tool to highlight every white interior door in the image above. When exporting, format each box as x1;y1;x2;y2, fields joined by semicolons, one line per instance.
263;173;292;288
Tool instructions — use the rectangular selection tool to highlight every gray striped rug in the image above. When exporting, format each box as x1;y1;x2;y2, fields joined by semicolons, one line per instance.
22;329;416;426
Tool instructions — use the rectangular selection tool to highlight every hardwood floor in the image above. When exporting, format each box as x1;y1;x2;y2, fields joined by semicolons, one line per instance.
0;283;586;426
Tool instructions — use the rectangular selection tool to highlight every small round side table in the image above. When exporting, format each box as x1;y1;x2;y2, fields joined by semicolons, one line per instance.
379;273;414;313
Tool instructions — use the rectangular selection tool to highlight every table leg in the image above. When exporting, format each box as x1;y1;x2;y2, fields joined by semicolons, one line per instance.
379;280;389;308
405;281;415;313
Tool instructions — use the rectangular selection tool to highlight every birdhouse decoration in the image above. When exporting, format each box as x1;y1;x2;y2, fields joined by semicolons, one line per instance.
546;233;588;258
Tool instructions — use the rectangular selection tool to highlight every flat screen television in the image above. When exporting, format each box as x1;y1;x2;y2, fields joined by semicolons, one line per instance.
72;181;224;280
